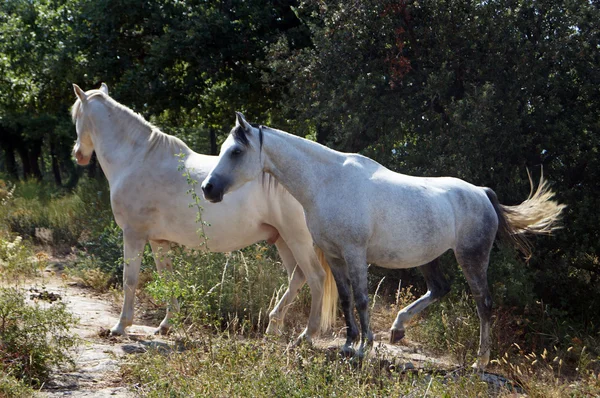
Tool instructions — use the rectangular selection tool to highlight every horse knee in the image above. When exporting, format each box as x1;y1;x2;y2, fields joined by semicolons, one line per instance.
123;272;139;289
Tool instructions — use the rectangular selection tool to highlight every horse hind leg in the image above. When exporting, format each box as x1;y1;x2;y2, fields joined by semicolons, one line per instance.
266;238;307;337
390;258;451;343
343;247;373;358
149;240;180;335
286;241;327;344
455;245;493;370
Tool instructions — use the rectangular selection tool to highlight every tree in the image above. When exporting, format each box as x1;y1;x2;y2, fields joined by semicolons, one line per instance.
266;0;600;319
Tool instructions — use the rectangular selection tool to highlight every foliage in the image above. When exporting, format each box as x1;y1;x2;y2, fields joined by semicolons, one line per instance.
408;290;480;367
267;0;600;321
0;373;33;398
0;1;599;394
0;287;78;387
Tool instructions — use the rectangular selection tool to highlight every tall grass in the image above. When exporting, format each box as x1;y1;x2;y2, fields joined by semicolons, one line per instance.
124;337;492;398
146;244;289;337
0;178;92;249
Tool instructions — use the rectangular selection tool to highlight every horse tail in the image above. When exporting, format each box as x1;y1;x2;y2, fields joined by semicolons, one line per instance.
484;172;565;259
315;246;338;332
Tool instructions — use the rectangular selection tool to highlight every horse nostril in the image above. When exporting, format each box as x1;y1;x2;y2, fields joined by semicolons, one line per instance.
202;182;213;194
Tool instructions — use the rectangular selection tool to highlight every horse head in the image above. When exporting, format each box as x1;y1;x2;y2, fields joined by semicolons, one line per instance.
71;83;109;166
202;112;264;203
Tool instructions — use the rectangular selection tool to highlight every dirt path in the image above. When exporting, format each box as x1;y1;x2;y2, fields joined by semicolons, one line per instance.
24;271;168;398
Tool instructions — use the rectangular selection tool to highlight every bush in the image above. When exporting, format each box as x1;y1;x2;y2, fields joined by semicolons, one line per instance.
0;374;33;398
0;287;78;387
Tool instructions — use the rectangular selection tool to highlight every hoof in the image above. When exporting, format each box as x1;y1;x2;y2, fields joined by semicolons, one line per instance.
471;361;484;371
471;355;490;371
110;320;131;336
340;345;356;358
154;326;171;336
294;331;312;347
265;322;283;336
390;328;405;344
109;327;125;336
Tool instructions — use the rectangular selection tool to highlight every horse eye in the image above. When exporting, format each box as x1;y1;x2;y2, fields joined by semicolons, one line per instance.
231;149;242;157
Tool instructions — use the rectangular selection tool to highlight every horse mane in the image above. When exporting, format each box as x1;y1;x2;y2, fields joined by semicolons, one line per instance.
71;91;190;156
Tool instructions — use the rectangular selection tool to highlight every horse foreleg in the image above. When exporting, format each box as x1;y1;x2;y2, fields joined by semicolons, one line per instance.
111;230;146;336
390;258;450;343
149;240;180;335
344;248;373;358
267;238;306;336
326;254;359;357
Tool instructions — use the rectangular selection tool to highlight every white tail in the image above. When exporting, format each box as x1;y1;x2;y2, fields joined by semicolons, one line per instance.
315;246;338;332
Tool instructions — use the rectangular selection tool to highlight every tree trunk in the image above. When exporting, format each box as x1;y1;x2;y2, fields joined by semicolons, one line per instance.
210;129;217;155
17;146;31;179
4;146;18;179
29;141;43;180
50;140;62;186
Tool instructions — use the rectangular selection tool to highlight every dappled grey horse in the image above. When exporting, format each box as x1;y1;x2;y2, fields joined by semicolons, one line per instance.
71;85;337;342
201;112;564;369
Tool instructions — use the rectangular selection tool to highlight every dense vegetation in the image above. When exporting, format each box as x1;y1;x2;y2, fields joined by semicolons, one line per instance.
1;0;599;395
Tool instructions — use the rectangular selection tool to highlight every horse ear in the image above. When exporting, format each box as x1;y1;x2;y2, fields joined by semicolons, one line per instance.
235;111;252;131
73;84;88;102
99;83;109;95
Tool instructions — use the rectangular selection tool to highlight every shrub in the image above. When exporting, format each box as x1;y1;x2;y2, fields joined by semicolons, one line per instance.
0;287;78;386
0;373;33;398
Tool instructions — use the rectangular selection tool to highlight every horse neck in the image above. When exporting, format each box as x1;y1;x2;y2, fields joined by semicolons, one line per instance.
261;128;344;209
87;100;185;182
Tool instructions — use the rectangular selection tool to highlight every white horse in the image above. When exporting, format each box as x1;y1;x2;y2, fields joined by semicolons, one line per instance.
70;84;337;341
201;112;565;369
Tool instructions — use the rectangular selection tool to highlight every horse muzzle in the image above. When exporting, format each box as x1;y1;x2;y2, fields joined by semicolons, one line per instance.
74;149;92;166
201;176;227;203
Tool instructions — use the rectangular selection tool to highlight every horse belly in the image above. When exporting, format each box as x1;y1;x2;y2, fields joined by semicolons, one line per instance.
367;242;450;269
367;205;456;269
201;221;276;252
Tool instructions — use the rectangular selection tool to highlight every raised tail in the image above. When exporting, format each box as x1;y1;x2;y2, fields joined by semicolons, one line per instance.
484;173;566;258
315;246;338;332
